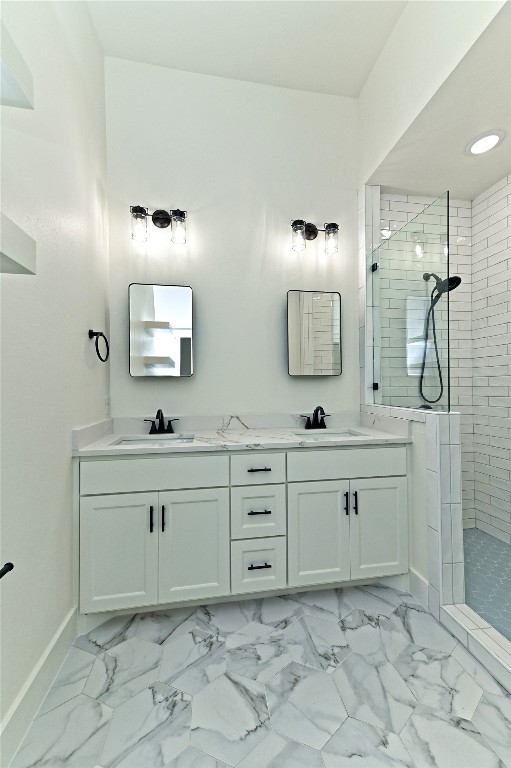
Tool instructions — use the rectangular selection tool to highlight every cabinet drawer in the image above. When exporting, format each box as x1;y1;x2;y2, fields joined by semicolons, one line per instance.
231;453;285;485
287;446;406;482
80;455;229;495
231;537;287;594
231;485;286;540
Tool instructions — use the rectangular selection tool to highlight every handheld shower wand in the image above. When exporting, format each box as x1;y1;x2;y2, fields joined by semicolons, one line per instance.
419;273;461;407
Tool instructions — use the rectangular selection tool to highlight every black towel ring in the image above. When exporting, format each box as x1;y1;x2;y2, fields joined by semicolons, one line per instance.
88;329;110;362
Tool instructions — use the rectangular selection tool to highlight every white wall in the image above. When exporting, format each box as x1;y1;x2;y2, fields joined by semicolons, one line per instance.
358;0;505;185
105;58;359;417
0;0;108;745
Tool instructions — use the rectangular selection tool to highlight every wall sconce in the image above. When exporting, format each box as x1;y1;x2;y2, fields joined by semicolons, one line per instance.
291;220;339;254
130;206;187;244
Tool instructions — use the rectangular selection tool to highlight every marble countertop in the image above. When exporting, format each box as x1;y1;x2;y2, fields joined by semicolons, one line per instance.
73;422;411;458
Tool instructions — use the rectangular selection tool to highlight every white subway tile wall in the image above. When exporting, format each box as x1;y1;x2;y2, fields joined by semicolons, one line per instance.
472;174;511;543
366;180;511;540
379;192;474;527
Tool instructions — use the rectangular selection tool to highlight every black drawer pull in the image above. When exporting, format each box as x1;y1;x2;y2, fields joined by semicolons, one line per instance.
247;467;272;473
149;505;154;532
353;491;359;515
248;562;272;571
344;491;349;515
247;509;272;516
161;505;166;532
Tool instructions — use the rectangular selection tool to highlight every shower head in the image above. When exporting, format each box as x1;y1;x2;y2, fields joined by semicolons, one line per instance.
423;273;462;294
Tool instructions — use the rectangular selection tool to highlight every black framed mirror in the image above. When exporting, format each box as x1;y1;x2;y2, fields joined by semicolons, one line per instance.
129;283;193;377
287;290;341;376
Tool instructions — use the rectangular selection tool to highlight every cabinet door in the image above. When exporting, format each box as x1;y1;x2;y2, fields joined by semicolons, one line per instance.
288;481;350;587
80;493;158;613
349;477;408;580
158;488;230;603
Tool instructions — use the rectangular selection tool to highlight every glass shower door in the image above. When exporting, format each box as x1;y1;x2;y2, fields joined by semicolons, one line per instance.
372;192;452;411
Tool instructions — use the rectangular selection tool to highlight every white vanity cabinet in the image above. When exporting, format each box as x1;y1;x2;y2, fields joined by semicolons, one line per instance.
287;447;408;588
79;456;230;613
80;492;159;612
158;488;230;604
77;442;409;615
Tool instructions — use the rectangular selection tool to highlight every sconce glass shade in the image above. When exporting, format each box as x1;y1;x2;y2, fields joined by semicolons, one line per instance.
171;210;187;244
324;222;339;254
131;205;148;242
291;220;306;251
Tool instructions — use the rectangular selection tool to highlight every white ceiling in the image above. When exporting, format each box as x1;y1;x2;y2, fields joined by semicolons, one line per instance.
87;1;510;200
87;0;406;97
369;3;511;200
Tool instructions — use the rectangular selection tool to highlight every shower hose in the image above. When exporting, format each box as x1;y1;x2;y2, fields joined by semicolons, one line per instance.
419;288;443;405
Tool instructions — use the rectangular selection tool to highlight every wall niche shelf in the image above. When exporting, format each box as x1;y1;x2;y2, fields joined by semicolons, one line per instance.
142;356;176;368
142;321;174;335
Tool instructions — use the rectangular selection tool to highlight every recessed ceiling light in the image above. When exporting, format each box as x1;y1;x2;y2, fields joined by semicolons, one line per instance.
467;131;505;155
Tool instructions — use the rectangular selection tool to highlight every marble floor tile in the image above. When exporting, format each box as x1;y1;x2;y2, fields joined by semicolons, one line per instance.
135;608;195;645
321;718;416;768
333;652;417;733
452;643;509;697
191;672;270;766
159;625;226;694
75;615;140;655
339;586;406;618
13;583;511;768
165;747;228;766
195;600;261;639
257;594;304;629
84;637;162;709
472;692;511;767
283;613;350;672
100;682;192;768
394;644;484;720
266;661;348;750
356;584;421;611
225;622;291;683
290;588;350;623
38;646;96;715
401;704;505;768
340;608;410;664
11;694;112;768
394;603;458;654
237;730;324;767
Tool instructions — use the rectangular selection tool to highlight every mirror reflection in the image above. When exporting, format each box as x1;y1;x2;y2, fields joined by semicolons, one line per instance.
129;284;193;377
287;290;341;376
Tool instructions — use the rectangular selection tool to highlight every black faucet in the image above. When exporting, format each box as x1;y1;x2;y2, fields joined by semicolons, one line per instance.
310;405;328;429
155;409;166;433
145;410;180;434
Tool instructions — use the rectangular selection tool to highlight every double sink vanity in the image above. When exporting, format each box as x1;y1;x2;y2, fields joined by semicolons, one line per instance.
73;417;410;619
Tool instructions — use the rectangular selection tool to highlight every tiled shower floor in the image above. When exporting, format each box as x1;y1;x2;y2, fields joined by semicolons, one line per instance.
11;584;511;768
464;527;511;642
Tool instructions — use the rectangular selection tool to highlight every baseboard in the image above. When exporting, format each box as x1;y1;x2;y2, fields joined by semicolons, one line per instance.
1;607;77;767
408;567;428;608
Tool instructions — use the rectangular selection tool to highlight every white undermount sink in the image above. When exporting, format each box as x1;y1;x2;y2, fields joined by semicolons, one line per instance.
293;429;365;441
114;434;195;447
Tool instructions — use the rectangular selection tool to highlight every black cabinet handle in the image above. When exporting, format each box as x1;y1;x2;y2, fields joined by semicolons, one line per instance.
344;491;350;515
248;562;272;571
161;505;166;532
149;505;154;532
247;509;272;516
0;562;14;580
247;467;272;473
353;491;358;515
